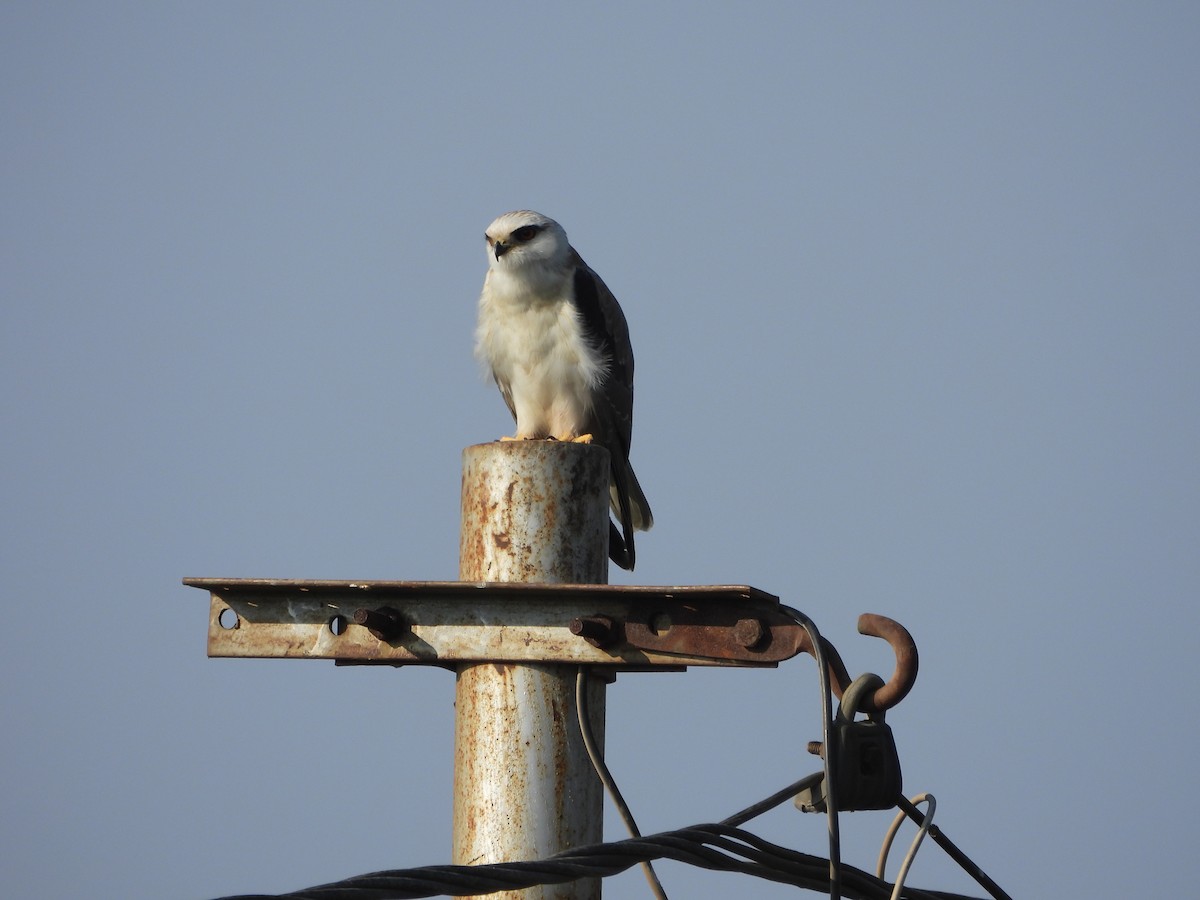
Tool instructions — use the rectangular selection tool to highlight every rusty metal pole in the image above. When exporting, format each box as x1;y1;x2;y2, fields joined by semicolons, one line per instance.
454;441;610;900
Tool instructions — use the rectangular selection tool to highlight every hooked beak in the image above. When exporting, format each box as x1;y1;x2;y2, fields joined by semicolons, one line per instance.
493;240;509;260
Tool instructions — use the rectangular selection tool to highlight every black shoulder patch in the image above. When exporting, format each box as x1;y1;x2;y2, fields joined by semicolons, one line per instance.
572;267;619;375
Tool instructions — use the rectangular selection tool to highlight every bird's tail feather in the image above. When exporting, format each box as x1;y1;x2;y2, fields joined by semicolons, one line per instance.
608;522;632;571
624;463;653;532
606;460;651;571
609;464;652;533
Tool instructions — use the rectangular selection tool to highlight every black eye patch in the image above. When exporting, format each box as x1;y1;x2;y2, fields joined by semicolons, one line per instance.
512;225;542;242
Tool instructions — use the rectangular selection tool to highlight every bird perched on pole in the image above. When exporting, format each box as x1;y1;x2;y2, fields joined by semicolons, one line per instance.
475;210;653;570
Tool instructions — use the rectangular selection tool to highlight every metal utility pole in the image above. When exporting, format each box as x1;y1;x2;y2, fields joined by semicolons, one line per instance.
454;440;611;900
185;443;921;899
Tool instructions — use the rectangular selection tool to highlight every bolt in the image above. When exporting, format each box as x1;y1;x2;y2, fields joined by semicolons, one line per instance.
807;741;825;758
734;617;768;650
648;611;672;636
353;606;406;641
569;615;617;649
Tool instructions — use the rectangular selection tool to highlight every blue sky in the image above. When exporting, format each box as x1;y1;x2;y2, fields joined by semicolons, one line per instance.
3;3;1198;898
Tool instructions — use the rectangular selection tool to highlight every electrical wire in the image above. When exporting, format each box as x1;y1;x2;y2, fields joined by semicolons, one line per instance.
209;610;1010;900
721;770;824;827
877;793;935;900
576;667;670;900
781;605;842;900
895;796;1013;900
212;819;988;900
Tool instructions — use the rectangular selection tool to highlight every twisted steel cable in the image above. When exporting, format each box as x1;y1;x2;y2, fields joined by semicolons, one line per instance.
214;821;986;900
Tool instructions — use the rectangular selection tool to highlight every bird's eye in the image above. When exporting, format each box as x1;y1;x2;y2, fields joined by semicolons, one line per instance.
512;225;541;242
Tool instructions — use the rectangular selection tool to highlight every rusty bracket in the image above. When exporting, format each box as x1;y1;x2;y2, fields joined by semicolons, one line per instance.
185;579;807;668
184;579;920;706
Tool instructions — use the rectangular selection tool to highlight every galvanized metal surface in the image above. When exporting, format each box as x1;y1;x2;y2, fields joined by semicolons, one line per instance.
460;441;611;583
453;664;607;895
455;440;608;900
188;578;796;667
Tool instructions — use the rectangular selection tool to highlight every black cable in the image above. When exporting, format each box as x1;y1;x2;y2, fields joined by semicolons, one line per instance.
896;796;1012;900
721;770;824;827
213;820;987;900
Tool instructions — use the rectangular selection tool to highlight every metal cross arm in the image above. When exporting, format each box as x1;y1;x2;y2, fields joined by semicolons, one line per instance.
184;578;812;668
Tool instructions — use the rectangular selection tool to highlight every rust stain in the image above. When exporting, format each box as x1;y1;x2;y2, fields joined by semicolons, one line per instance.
453;443;608;896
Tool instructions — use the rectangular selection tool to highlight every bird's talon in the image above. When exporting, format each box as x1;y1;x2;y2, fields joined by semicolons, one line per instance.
571;434;594;444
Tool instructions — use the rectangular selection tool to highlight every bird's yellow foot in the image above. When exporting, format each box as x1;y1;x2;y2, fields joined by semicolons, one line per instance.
497;434;592;443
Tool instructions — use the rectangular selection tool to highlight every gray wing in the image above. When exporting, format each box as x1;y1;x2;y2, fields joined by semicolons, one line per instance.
569;249;635;458
570;250;652;570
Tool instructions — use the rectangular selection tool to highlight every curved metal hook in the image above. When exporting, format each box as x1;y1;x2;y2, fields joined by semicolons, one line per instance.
798;613;918;714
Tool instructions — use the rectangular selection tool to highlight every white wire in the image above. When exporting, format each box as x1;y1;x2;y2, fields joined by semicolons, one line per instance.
780;605;841;900
877;792;936;900
575;667;670;900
